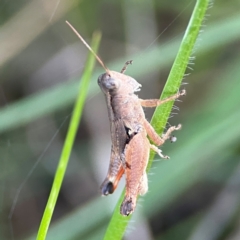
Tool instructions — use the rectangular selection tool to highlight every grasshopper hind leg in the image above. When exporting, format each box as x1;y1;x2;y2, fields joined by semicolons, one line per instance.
120;173;148;216
138;172;148;196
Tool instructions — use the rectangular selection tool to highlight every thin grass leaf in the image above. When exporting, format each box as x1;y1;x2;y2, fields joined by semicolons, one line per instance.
36;31;101;240
103;0;210;239
149;0;211;166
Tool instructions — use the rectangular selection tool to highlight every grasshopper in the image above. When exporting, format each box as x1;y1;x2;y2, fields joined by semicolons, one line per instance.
97;68;184;215
66;21;185;216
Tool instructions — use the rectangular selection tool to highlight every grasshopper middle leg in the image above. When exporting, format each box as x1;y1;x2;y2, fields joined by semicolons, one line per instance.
144;119;181;147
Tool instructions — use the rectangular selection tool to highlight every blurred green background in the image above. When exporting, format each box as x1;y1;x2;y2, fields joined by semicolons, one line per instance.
0;0;240;240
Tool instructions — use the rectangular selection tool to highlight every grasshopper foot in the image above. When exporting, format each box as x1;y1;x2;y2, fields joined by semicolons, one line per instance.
120;197;135;216
169;135;177;143
150;144;170;159
180;89;186;96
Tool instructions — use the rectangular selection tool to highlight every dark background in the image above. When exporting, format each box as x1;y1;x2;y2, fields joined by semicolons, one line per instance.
0;0;240;239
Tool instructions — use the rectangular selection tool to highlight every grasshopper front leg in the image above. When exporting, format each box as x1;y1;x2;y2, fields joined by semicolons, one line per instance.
139;89;186;108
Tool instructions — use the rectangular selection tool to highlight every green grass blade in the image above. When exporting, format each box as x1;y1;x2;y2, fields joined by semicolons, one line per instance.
36;31;101;240
103;0;210;239
149;0;210;164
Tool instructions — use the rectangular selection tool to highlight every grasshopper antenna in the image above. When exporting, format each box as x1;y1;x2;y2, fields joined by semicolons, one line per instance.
66;21;110;74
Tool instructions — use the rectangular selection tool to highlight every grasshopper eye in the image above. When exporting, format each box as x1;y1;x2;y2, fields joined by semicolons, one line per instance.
98;73;120;91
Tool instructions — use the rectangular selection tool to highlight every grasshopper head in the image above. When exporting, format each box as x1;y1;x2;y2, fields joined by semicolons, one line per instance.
98;71;141;95
98;72;120;94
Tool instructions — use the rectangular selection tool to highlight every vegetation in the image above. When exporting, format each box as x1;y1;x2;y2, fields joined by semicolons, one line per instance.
0;0;240;240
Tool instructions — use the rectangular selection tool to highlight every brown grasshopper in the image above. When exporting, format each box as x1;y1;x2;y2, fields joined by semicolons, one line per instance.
66;21;185;216
97;68;184;215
